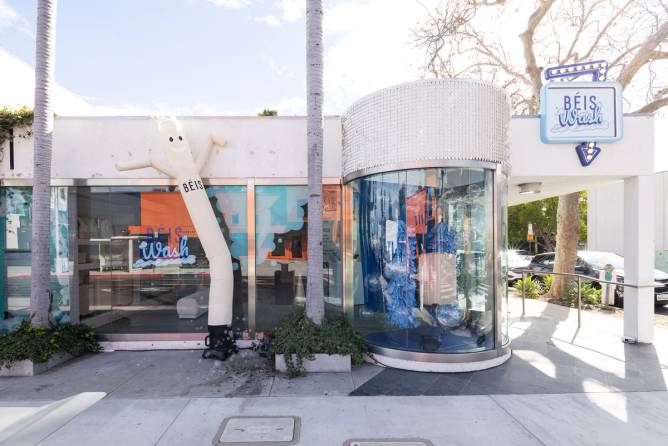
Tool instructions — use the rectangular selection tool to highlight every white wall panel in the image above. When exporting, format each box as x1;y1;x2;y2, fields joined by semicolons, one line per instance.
1;116;342;180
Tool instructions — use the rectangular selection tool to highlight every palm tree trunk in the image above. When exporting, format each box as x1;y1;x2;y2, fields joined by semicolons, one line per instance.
30;0;57;327
305;0;324;325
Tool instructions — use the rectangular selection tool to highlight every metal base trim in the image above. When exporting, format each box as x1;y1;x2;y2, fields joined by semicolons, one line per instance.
343;159;500;183
99;339;256;352
367;342;511;364
96;332;207;342
368;349;511;373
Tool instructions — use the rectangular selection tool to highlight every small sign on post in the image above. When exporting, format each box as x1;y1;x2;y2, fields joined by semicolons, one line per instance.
600;263;616;306
527;223;536;254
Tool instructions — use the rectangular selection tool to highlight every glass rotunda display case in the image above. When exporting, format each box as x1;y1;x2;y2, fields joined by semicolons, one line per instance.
342;79;511;371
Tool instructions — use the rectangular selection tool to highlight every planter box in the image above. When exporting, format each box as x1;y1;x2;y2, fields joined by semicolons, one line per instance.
275;354;351;373
0;352;73;377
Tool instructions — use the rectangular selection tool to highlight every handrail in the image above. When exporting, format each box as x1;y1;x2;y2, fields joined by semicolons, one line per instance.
517;269;660;289
515;268;661;329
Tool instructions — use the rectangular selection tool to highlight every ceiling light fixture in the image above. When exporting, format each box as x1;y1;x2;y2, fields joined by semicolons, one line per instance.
518;182;542;195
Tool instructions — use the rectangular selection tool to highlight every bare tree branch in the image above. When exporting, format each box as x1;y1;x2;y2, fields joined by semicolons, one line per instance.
649;50;668;60
580;0;634;62
465;31;531;84
609;43;643;68
618;20;668;87
561;0;598;64
473;0;506;5
636;96;668;113
414;0;667;113
519;0;557;105
636;87;668;113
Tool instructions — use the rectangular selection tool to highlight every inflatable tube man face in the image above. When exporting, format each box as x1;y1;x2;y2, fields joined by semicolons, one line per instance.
158;119;197;176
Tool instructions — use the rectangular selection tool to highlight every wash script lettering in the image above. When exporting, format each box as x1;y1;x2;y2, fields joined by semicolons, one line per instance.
553;93;607;132
133;228;196;268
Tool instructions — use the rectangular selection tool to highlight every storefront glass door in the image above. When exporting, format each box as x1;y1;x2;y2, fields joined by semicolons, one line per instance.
78;186;249;334
1;182;341;338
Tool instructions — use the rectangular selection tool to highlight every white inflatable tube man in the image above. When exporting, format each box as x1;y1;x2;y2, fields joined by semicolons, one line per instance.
116;119;236;358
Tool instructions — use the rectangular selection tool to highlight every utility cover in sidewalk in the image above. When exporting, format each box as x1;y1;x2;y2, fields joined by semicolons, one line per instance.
213;416;300;445
343;440;433;446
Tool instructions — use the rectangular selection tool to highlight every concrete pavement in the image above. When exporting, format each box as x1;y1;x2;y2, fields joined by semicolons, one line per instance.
1;296;668;445
8;392;665;445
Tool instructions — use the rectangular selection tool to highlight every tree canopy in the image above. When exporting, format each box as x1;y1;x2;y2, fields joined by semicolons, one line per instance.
415;0;668;114
258;109;278;116
508;192;587;252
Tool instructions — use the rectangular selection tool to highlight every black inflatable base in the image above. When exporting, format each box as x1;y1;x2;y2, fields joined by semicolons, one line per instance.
202;324;238;361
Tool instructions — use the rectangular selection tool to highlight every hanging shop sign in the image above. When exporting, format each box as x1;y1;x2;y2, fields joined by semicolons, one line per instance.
540;81;623;144
540;82;623;144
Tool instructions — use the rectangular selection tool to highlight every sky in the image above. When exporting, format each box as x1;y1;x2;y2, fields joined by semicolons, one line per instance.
0;0;436;115
0;0;665;171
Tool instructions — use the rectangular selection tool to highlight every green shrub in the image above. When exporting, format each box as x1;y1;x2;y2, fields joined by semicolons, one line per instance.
268;310;367;378
0;106;33;146
541;275;553;294
567;281;601;305
514;275;542;298
0;321;101;368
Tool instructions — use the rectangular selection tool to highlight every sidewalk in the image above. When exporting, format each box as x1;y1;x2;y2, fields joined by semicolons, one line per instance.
2;296;668;445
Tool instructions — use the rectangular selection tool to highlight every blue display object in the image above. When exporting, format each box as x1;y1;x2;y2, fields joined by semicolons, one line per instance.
353;167;497;354
382;220;419;328
426;221;457;254
435;303;465;329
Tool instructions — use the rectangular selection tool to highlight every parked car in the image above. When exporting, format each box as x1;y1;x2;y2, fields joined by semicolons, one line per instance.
527;251;668;307
507;249;533;284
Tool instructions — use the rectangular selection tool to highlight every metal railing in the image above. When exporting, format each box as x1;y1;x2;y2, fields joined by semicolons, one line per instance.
516;269;657;328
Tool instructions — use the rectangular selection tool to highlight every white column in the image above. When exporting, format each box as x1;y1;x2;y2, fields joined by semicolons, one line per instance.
623;175;655;343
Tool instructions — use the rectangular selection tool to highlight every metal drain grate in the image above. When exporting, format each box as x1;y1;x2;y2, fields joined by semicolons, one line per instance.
343;440;433;446
213;416;300;445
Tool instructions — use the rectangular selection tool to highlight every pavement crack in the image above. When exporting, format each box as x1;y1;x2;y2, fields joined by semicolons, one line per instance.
153;397;191;445
488;395;547;446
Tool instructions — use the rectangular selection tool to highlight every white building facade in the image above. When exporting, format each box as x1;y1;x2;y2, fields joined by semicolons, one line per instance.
588;171;668;273
0;80;658;367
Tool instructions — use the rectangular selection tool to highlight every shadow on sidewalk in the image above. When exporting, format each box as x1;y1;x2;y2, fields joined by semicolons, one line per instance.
350;298;667;397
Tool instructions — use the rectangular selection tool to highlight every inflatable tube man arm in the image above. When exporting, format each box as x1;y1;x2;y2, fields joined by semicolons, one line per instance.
116;135;226;177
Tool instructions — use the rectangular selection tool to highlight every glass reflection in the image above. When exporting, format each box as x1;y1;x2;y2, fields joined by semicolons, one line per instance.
255;185;308;330
351;167;495;353
255;185;342;331
1;187;75;334
323;186;343;310
1;183;344;336
77;186;248;334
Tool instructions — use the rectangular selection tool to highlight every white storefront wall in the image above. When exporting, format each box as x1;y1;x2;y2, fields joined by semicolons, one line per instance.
2;116;343;181
2;114;654;185
588;172;668;271
0;113;658;343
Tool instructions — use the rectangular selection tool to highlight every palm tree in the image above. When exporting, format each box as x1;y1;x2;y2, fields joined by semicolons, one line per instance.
30;0;57;327
305;0;324;325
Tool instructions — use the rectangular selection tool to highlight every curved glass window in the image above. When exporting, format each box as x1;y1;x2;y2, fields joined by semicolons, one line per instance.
350;167;496;353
